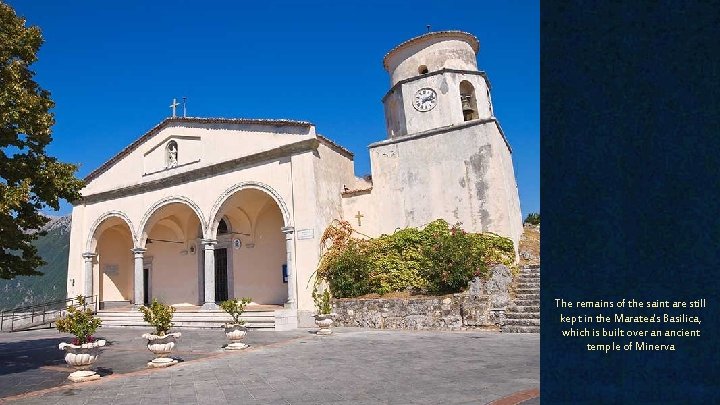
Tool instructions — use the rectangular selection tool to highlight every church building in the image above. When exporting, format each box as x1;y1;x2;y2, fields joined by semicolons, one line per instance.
66;31;523;328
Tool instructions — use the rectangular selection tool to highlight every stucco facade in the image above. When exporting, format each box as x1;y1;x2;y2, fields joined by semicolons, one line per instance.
67;31;522;328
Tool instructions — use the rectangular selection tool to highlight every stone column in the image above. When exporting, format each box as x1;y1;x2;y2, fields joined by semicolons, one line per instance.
281;226;295;309
201;239;218;310
132;248;146;306
81;252;96;299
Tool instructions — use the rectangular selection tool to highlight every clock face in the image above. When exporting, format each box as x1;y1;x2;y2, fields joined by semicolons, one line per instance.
413;88;437;112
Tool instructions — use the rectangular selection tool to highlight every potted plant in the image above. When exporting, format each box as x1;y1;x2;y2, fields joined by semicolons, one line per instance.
56;295;105;382
219;297;252;350
138;299;181;368
312;286;336;335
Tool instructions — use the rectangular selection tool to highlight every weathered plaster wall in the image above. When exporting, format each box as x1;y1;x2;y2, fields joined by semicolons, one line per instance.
385;35;478;86
343;120;522;249
384;71;491;139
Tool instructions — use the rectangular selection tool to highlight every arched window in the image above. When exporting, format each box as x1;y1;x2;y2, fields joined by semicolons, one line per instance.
166;140;178;168
459;81;479;121
218;218;229;235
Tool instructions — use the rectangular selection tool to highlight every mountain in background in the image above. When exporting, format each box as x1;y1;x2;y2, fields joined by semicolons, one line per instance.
0;215;71;312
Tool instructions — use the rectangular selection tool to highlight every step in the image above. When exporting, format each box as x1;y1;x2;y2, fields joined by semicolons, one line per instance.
514;288;539;294
521;265;541;270
504;318;540;326
515;282;540;288
98;310;277;330
513;299;540;306
502;325;540;333
508;305;539;313
504;312;540;319
514;293;539;299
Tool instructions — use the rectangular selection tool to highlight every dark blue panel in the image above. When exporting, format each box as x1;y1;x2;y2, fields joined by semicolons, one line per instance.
542;2;720;403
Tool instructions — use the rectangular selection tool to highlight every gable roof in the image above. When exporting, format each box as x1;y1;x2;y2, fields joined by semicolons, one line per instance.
83;117;314;183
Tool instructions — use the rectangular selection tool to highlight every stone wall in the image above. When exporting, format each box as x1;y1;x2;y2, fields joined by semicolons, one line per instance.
331;264;513;331
332;294;495;331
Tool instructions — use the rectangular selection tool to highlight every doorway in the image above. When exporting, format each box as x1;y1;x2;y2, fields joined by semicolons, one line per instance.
143;266;151;306
215;248;229;302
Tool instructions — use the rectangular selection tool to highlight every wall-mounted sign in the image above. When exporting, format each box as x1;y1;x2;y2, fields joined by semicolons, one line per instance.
297;229;314;240
104;264;119;276
189;244;196;255
233;239;242;249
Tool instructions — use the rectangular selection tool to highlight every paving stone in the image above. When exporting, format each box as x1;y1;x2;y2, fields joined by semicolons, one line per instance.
1;328;538;404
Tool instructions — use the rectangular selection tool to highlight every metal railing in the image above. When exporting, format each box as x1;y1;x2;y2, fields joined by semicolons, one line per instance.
0;295;98;332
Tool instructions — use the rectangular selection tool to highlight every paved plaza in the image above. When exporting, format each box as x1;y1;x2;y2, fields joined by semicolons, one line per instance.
0;327;538;404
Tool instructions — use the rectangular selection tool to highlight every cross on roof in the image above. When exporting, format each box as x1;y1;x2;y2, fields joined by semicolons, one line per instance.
169;98;180;118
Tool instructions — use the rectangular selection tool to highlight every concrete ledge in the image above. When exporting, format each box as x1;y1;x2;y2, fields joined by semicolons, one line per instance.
274;309;298;331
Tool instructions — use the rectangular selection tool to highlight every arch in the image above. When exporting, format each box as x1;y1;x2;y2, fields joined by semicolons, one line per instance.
138;195;208;246
459;80;479;121
86;211;137;252
208;181;291;238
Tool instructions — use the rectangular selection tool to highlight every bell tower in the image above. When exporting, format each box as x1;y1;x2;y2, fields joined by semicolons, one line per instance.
382;31;492;138
362;30;523;252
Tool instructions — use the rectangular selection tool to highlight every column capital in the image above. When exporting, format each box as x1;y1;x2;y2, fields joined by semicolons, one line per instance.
131;247;147;256
201;238;217;247
82;252;97;260
280;226;295;235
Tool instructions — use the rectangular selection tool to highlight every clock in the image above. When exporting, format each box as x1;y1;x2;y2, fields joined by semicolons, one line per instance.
413;88;437;112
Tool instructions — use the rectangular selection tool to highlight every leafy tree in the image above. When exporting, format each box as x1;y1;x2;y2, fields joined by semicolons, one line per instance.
0;3;84;279
524;212;540;225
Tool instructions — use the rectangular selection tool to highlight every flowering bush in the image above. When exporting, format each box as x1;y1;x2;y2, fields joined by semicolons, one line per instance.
316;219;515;297
56;295;101;344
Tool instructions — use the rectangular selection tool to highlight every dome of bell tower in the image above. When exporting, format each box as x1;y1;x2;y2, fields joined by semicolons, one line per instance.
383;31;479;86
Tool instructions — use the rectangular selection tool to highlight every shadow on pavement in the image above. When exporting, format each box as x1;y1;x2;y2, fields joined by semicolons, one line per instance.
0;337;66;375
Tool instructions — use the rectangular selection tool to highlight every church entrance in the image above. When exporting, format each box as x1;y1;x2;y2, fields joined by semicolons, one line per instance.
143;266;151;306
214;248;229;302
211;188;288;305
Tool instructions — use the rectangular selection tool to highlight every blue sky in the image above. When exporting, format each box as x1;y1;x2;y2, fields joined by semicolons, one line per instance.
9;1;539;218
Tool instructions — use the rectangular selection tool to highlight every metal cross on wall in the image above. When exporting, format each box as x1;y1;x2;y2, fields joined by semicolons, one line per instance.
355;211;364;227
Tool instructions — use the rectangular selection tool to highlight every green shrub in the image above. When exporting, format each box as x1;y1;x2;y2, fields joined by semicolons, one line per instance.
138;299;175;336
219;297;252;325
56;295;101;344
316;219;515;298
524;212;540;225
312;286;332;315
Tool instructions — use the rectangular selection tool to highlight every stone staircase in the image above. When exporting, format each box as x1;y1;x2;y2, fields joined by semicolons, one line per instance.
98;305;278;330
503;265;540;333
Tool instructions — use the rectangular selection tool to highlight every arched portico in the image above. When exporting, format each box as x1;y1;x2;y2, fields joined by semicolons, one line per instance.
85;212;136;307
136;196;205;306
207;182;296;309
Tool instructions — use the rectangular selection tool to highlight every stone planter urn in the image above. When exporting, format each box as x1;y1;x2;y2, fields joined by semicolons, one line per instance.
224;324;249;350
314;313;336;335
142;332;181;368
58;340;106;382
